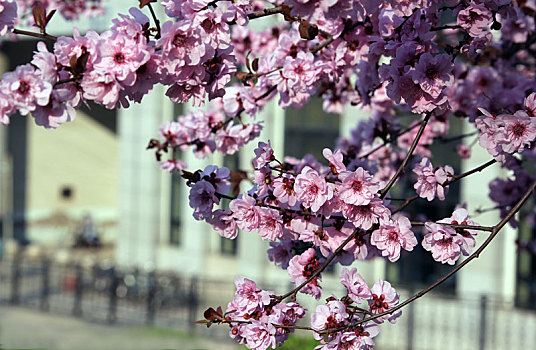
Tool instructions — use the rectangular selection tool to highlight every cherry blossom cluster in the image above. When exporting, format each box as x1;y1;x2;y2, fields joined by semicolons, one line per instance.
14;0;104;22
3;0;536;348
223;277;306;350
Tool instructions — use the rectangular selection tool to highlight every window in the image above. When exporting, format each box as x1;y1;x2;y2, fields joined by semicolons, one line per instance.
169;104;183;246
516;200;536;309
220;154;240;255
385;116;463;294
284;98;340;160
169;171;182;246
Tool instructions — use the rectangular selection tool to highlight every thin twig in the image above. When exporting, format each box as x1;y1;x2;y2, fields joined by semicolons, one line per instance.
13;28;57;41
380;113;432;199
444;159;497;185
147;3;161;39
335;179;536;328
410;221;494;232
276;229;359;301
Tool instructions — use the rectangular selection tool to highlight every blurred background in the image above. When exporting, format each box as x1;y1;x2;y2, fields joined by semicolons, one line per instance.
1;2;536;350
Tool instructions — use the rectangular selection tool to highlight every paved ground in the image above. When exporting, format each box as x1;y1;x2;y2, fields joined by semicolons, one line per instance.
0;306;239;350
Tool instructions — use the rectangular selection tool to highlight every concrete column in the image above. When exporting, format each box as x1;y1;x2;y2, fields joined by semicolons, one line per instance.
116;85;171;270
457;120;516;301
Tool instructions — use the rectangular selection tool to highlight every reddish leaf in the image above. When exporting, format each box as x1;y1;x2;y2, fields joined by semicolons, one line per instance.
299;21;319;40
138;0;157;8
32;2;47;32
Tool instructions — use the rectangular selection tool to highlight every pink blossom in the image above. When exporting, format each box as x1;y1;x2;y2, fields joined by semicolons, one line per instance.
81;70;123;109
207;209;238;239
0;0;16;36
253;141;275;170
294;166;333;212
323;148;346;175
339;267;372;303
412;53;453;99
525;92;536;118
257;208;284;241
311;300;349;333
422;222;465;265
0;64;52;115
371;215;418;262
438;208;479;256
457;4;493;37
341;197;390;230
272;175;297;206
413;158;454;201
95;31;151;86
499;113;536;154
231;276;271;314
244;321;276;350
160;159;188;173
230;194;260;232
188;180;218;220
338;167;380;206
368;280;401;324
288;248;322;299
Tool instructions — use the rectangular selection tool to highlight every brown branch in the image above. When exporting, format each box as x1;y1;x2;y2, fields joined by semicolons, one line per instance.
311;36;334;54
380;113;432;199
13;28;57;41
332;179;536;328
444;159;497;186
410;221;494;232
358;120;424;159
391;195;419;215
247;5;289;20
147;3;161;39
276;229;359;301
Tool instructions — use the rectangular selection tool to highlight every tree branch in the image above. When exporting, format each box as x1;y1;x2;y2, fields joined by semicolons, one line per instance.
334;179;536;328
13;28;57;41
380;113;432;199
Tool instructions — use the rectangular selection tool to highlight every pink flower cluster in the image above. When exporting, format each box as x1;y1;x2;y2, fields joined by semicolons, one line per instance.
226;277;306;350
0;0;16;36
476;101;536;163
423;208;479;265
413;157;454;201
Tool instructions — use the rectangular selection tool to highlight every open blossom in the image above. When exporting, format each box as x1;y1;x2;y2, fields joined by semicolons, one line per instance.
244;321;276;350
499;113;536;154
311;299;349;333
438;207;479;256
231;276;272;314
294;166;333;212
0;64;52;116
339;167;380;206
252;141;274;170
457;4;492;37
413;157;454;201
257;208;284;241
207;209;238;239
412;53;453;99
272;175;297;206
230;193;260;232
339;267;371;303
368;280;401;324
288;248;322;299
0;0;16;36
371;215;418;262
423;222;465;265
323;148;346;174
188;180;218;220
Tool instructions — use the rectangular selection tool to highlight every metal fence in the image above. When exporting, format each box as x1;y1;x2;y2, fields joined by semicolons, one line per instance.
0;255;200;330
2;255;536;350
